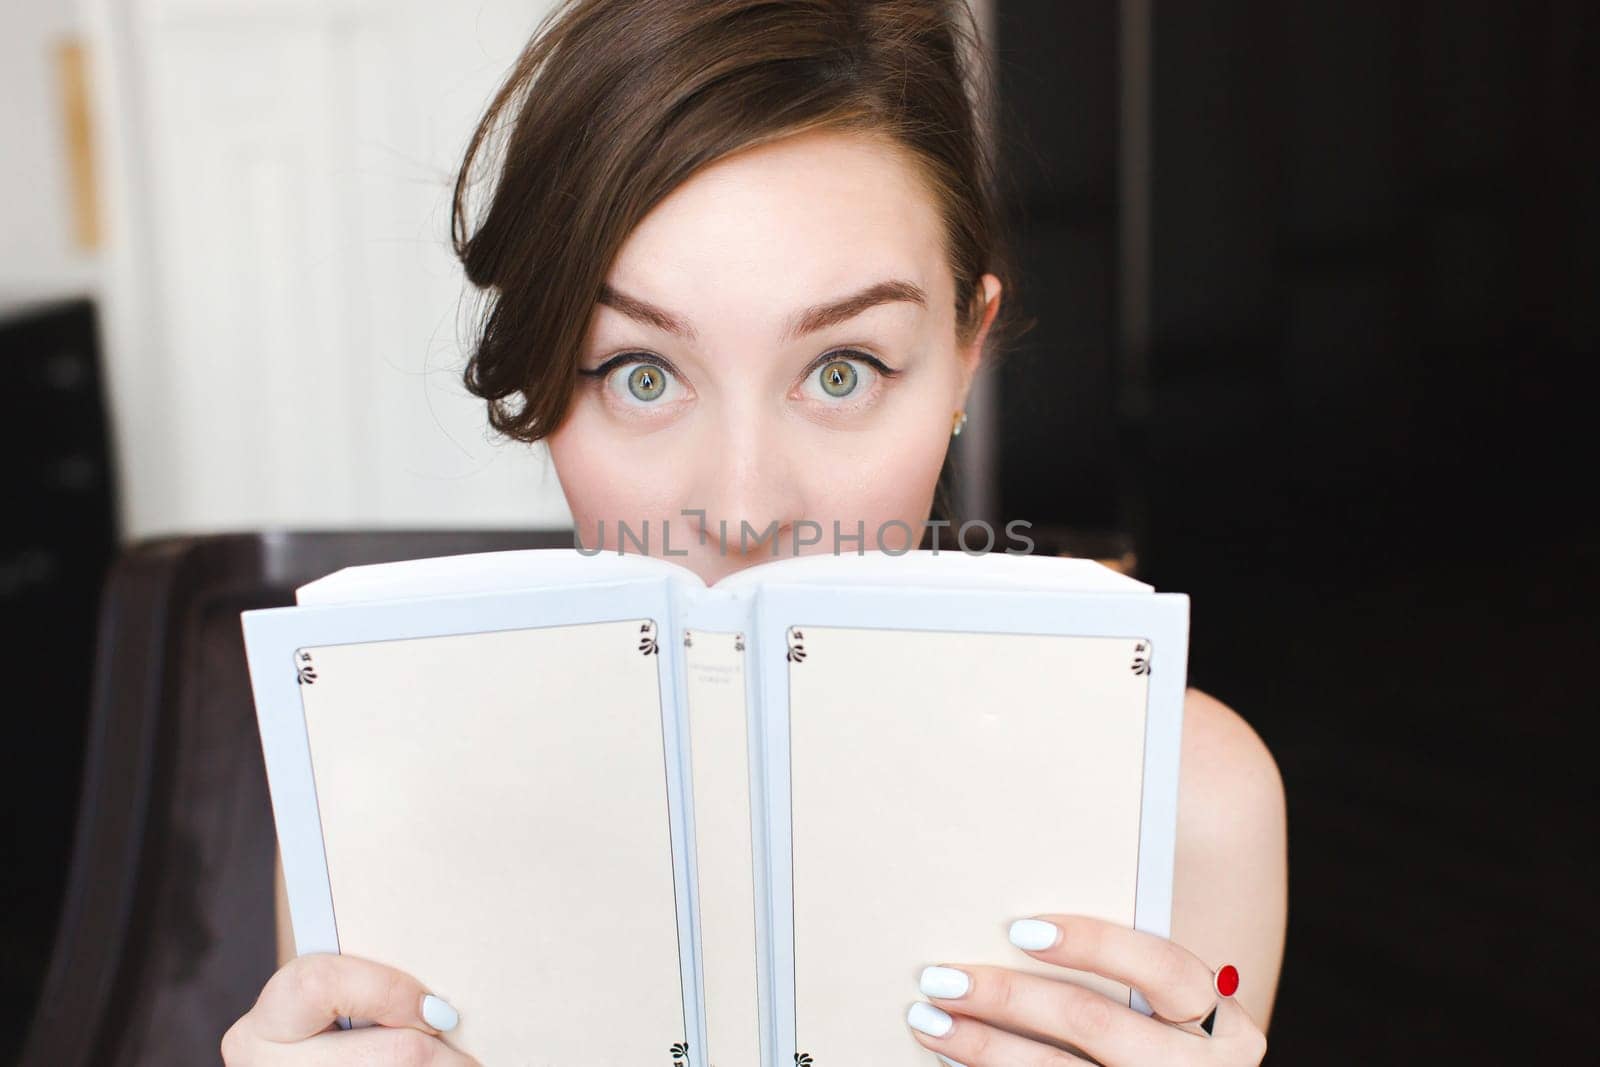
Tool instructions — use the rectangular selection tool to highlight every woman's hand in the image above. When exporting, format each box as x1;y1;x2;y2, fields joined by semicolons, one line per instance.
221;953;475;1066
905;914;1267;1066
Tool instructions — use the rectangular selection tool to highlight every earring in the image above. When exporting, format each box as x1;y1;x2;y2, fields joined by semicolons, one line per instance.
951;410;968;437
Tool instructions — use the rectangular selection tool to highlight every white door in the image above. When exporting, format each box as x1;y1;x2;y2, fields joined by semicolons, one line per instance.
88;0;571;538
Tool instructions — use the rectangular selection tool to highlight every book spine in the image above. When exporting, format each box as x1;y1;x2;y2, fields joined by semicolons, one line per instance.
677;587;772;1067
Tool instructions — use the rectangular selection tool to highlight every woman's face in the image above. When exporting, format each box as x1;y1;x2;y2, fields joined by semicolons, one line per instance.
547;129;1002;584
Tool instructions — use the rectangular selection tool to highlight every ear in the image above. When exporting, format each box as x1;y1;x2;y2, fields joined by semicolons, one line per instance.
955;273;1003;408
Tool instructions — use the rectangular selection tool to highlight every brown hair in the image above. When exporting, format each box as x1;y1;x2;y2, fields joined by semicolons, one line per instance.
453;0;1018;444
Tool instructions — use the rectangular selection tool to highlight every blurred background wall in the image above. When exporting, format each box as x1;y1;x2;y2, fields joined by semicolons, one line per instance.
0;4;95;305
7;0;574;544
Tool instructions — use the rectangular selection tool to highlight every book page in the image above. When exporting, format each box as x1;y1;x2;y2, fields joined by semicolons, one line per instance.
784;626;1151;1064
683;629;763;1067
295;549;694;606
296;618;686;1065
714;548;1149;597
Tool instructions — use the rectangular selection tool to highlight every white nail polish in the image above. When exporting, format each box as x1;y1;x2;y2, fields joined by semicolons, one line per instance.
907;1001;955;1037
938;1057;970;1067
421;993;459;1032
919;965;971;999
1008;918;1060;951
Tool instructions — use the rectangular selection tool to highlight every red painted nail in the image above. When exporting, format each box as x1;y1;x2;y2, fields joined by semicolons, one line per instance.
1214;964;1240;998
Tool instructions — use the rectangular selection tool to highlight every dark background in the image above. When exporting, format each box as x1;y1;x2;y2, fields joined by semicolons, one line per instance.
992;1;1595;1062
0;299;118;1066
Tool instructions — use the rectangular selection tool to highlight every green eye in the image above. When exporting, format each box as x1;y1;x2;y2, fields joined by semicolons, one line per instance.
627;364;666;401
818;359;858;398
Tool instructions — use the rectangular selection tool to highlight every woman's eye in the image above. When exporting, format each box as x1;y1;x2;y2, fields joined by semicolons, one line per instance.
818;359;858;397
800;353;882;404
626;363;667;401
590;356;684;408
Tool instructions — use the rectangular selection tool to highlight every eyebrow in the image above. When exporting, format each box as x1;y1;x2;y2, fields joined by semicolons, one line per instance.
595;279;927;343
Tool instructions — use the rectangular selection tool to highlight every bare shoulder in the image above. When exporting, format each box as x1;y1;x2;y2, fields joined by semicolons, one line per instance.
1179;688;1285;815
1170;688;1288;1030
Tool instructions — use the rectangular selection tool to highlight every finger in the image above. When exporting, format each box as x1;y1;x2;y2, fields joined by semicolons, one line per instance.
919;964;1187;1064
1166;994;1263;1047
1009;915;1218;1024
284;1025;480;1066
906;1000;1094;1066
248;954;459;1043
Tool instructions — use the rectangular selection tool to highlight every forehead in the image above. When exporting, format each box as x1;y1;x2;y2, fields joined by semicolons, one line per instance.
603;129;951;326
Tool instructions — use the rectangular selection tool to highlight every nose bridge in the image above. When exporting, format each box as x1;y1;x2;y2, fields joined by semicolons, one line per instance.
691;396;803;541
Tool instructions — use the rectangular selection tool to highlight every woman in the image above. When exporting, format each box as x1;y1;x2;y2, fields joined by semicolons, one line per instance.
223;1;1286;1063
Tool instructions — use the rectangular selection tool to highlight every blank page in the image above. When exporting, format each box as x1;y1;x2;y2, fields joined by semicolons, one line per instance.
716;548;1150;596
296;618;686;1064
295;548;687;606
785;625;1150;1064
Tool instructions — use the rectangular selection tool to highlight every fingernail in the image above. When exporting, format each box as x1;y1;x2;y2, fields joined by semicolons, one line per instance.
919;965;971;999
938;1058;969;1067
421;993;459;1032
907;1001;954;1037
1008;918;1060;951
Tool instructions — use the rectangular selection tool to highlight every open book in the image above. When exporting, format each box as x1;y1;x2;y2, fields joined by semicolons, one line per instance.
241;548;1189;1067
